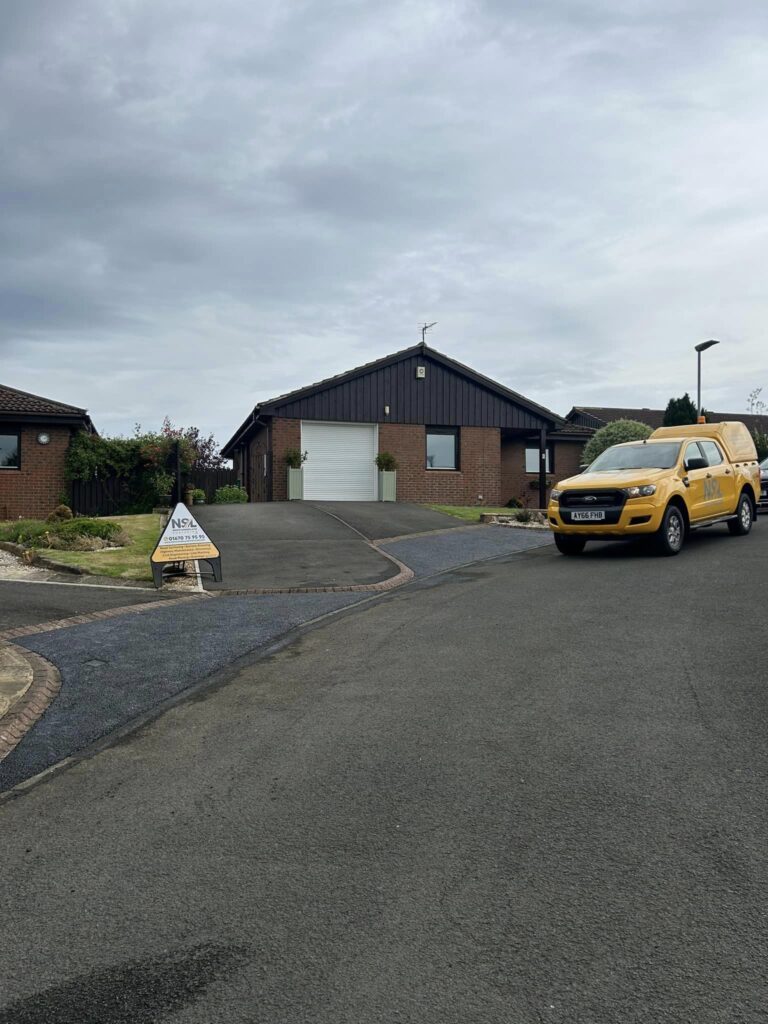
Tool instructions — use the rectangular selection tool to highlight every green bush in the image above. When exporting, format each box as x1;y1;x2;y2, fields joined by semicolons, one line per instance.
190;488;206;503
46;504;73;522
54;519;122;541
0;517;124;549
582;419;653;464
752;429;768;461
0;520;52;545
284;448;308;469
214;485;248;504
374;452;398;471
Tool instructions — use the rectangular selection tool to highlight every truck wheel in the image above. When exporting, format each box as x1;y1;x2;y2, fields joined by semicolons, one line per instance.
655;504;685;555
727;492;753;535
554;534;586;555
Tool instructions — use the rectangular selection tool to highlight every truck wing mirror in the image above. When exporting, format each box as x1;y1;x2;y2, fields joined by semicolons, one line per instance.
685;457;707;471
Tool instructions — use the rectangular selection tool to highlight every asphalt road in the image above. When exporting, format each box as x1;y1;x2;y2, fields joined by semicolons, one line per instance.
1;522;767;1022
0;579;172;630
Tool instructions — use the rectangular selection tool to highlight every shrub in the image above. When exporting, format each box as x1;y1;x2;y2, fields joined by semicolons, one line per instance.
374;452;398;471
0;517;127;550
46;530;129;551
752;429;768;461
284;448;308;469
46;504;74;522
515;508;532;523
214;485;248;504
0;520;51;546
505;497;522;509
191;488;206;503
54;519;122;541
582;419;653;464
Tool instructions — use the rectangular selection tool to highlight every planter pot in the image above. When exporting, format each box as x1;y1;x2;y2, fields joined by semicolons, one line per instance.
378;470;396;502
287;467;304;500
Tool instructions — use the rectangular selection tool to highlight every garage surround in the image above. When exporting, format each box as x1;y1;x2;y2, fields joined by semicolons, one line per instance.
222;344;587;506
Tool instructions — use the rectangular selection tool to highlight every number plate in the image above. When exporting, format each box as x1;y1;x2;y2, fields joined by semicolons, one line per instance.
571;510;605;522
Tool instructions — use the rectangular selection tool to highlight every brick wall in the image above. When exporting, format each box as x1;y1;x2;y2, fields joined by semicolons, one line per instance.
379;423;501;505
501;437;586;507
0;425;72;520
269;418;301;501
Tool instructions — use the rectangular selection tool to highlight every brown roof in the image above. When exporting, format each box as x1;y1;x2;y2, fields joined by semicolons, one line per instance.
567;406;768;434
0;383;94;430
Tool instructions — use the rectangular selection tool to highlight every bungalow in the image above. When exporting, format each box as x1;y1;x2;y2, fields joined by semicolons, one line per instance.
0;384;96;520
222;343;589;506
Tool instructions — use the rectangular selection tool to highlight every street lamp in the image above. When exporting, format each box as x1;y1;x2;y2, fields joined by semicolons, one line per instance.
694;339;720;419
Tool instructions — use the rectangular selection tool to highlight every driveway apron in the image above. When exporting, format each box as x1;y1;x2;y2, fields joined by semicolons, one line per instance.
192;503;396;590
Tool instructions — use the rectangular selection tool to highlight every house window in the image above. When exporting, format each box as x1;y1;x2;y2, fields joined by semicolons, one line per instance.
0;432;20;469
426;428;459;470
525;445;553;473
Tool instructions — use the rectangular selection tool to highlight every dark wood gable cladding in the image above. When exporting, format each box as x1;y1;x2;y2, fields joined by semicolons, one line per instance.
263;350;556;430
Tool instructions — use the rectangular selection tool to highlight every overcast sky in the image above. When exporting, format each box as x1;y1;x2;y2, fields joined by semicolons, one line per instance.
3;0;768;443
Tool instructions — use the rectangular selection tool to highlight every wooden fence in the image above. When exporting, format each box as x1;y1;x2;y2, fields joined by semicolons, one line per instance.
70;468;239;517
70;476;139;517
187;468;239;503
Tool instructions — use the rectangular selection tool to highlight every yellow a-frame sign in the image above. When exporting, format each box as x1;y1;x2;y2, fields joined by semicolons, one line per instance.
150;503;222;588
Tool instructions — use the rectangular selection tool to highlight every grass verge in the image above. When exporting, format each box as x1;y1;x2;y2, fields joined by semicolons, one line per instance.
33;514;162;580
424;505;517;523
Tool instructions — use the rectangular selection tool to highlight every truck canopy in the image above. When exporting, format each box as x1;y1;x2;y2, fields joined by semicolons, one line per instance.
650;422;757;462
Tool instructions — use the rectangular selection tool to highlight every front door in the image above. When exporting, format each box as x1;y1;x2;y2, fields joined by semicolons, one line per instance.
682;442;710;522
699;439;736;516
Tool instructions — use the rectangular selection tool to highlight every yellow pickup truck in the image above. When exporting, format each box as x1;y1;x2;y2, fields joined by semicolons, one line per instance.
547;422;760;556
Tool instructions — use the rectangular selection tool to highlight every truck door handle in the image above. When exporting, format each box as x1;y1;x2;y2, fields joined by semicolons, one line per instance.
725;469;731;474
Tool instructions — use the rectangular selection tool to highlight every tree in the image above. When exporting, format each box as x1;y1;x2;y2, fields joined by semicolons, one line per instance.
748;387;765;416
662;393;698;426
582;419;653;465
159;417;227;469
747;389;768;459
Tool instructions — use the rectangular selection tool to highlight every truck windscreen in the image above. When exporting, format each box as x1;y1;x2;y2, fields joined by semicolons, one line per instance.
589;442;682;471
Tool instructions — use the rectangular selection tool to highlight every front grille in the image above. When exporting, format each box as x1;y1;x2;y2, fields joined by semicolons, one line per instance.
559;489;625;509
558;488;626;526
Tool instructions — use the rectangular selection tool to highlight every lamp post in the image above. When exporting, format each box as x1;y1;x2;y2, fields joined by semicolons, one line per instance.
694;339;720;419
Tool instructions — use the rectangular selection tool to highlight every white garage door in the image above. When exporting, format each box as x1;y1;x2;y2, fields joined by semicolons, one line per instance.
301;421;378;501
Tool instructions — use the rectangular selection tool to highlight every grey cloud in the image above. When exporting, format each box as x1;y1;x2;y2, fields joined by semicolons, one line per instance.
1;0;767;441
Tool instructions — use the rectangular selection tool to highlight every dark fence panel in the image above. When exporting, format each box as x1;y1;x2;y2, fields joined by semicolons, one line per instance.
188;468;238;502
71;467;240;517
70;476;137;517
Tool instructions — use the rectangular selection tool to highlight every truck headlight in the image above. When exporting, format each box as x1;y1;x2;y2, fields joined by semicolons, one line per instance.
550;488;563;500
624;484;656;498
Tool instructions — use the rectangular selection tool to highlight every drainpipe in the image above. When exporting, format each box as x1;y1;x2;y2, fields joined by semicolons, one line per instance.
538;427;548;509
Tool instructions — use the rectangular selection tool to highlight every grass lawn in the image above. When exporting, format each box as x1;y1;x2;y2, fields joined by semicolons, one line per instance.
36;514;163;581
425;505;515;523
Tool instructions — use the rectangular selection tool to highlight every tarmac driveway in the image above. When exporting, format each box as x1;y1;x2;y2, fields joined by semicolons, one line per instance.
192;502;397;591
308;502;466;540
192;502;465;591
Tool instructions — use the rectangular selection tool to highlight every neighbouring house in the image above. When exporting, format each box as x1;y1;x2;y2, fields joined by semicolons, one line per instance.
567;406;768;434
0;384;96;520
222;343;589;506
